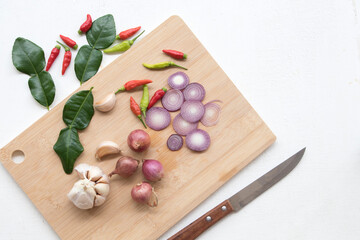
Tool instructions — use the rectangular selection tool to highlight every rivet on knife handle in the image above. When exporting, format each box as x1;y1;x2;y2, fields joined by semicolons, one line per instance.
168;200;234;240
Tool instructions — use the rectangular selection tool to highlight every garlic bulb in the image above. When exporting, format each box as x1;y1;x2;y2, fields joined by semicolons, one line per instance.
94;93;116;112
68;164;110;209
95;141;121;160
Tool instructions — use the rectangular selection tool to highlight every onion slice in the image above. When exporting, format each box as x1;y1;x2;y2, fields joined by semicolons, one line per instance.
180;100;205;123
145;107;171;131
161;89;184;111
183;83;206;101
185;129;211;152
201;100;222;127
167;134;183;151
168;71;189;90
172;113;198;136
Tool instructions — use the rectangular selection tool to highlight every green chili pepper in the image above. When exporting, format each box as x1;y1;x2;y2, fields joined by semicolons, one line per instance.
140;84;149;117
142;61;187;70
103;30;145;53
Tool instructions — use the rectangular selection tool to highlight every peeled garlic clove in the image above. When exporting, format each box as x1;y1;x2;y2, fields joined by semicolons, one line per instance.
94;195;106;207
95;183;110;197
97;174;110;184
68;179;96;209
75;163;91;179
94;93;116;112
95;141;121;161
88;166;104;182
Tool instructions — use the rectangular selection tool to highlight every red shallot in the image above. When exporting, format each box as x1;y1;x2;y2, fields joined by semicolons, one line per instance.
127;129;151;152
185;129;211;152
131;182;158;207
167;134;183;151
172;113;198;136
167;71;189;90
142;159;164;181
145;107;171;131
183;83;205;101
201;100;222;127
161;89;184;111
109;156;139;178
180;100;205;123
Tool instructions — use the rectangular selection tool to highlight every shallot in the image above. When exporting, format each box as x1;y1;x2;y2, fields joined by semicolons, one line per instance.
145;107;171;131
142;159;164;181
167;71;189;90
127;129;151;152
161;89;184;111
172;113;198;136
183;83;205;101
180;100;205;123
185;129;211;152
131;182;158;207
109;156;139;178
167;134;183;151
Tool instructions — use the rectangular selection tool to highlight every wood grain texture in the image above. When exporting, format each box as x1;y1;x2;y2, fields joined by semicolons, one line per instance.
0;16;275;240
168;200;234;240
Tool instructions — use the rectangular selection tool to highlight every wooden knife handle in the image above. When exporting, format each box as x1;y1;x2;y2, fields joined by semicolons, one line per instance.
168;200;234;240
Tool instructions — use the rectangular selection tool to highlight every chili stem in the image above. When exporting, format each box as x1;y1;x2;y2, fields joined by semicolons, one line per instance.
138;115;147;128
173;63;187;70
56;41;70;51
132;30;145;42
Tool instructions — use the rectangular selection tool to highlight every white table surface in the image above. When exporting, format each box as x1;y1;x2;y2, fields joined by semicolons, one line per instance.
1;0;359;239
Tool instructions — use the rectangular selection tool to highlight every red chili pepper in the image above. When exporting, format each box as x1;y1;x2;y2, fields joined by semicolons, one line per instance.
115;79;153;93
78;14;92;34
130;96;147;128
116;26;141;40
147;87;167;109
60;35;78;50
57;41;71;75
162;49;187;59
45;45;60;71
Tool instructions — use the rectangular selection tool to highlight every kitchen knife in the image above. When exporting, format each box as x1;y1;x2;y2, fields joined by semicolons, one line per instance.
168;148;306;240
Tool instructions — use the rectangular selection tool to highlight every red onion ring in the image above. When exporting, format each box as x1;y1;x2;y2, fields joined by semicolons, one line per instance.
183;83;205;101
167;134;183;151
167;71;189;90
201;100;222;127
145;107;171;131
180;100;205;123
172;113;198;136
185;129;211;152
161;89;184;111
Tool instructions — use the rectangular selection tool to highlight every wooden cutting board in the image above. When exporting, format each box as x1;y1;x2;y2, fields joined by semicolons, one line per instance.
0;16;275;239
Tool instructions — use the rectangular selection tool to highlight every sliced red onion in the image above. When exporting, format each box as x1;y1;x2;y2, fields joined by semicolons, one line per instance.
183;83;205;101
180;100;205;123
172;113;198;136
145;107;171;131
168;71;189;90
167;134;183;151
201;100;222;127
161;89;184;111
185;129;211;152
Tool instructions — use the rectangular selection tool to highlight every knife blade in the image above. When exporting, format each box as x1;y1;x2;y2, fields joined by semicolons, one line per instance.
168;148;306;240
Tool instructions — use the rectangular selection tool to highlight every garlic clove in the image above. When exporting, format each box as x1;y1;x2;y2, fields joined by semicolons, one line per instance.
97;174;110;184
88;166;104;182
95;183;110;197
95;141;121;161
94;93;116;112
94;195;106;207
75;163;91;179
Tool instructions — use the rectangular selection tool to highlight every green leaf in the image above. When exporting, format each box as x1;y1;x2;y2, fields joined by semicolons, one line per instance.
28;71;55;109
53;127;84;174
74;45;103;84
86;14;116;49
63;88;94;130
12;37;45;76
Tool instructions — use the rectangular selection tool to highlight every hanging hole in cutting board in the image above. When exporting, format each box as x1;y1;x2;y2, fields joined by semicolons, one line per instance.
11;150;25;164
